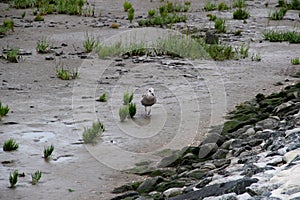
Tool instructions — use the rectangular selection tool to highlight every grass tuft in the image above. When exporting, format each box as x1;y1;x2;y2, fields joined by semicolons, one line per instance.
82;121;105;143
0;101;10;120
263;30;300;43
31;170;42;185
3;139;19;151
43;145;54;159
128;103;137;118
270;8;287;20
36;38;51;53
233;9;250;19
123;92;134;105
56;66;79;80
83;33;98;53
9;170;18;188
291;57;300;65
204;1;217;11
215;18;226;33
119;106;129;122
98;93;107;102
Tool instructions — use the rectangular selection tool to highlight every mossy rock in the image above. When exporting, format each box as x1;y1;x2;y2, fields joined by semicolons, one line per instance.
112;181;142;193
155;181;186;192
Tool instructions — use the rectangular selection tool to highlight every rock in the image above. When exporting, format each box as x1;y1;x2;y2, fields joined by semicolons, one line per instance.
110;191;139;200
195;177;212;189
198;143;219;159
200;162;216;171
45;56;54;60
212;159;231;168
267;156;285;166
186;169;207;179
241;163;264;177
169;178;258;200
202;192;237;200
157;153;182;168
211;149;229;159
274;101;295;113
242;138;263;147
201;132;225;147
137;176;164;194
156;181;186;192
256;117;280;130
163;187;185;198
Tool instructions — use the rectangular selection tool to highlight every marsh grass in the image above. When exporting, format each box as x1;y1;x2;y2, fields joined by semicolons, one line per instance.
207;13;217;21
148;9;156;17
36;38;51;53
3;19;14;32
237;43;249;59
2;48;20;63
204;44;235;60
233;8;250;19
233;0;246;8
9;170;18;188
218;2;230;11
56;66;79;80
98;93;107;102
204;1;217;11
43;144;54;159
3;139;19;151
263;30;300;43
270;8;287;20
31;170;42;185
123;92;134;105
123;1;132;12
215;18;226;33
82;121;105;143
137;14;187;26
252;53;262;62
128;103;137;118
128;7;135;23
34;15;44;21
291;57;300;65
119;106;129;122
0;101;9;120
83;33;98;53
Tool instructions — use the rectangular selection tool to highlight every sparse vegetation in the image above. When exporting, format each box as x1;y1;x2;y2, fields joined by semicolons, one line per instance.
123;92;134;105
123;1;132;12
128;102;137;118
234;29;242;36
252;53;262;62
82;121;105;143
119;106;129;122
204;1;217;11
291;57;300;65
1;48;20;63
0;101;10;120
128;7;135;23
9;170;18;188
3;19;14;32
137;14;187;26
238;43;249;59
263;30;300;43
34;14;44;21
233;9;250;19
233;0;246;8
204;44;235;61
43;144;54;159
83;33;98;53
21;11;26;19
214;18;226;33
218;2;230;11
3;139;19;151
270;8;287;20
56;66;79;80
98;93;107;102
148;9;156;17
207;13;217;21
36;38;51;53
31;170;42;185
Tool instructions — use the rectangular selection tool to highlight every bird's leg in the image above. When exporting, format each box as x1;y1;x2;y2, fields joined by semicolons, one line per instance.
147;107;151;116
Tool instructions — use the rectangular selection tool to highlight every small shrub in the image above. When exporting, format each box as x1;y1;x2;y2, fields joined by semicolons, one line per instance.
291;57;300;65
218;2;230;11
270;8;287;20
82;121;105;143
263;30;300;43
83;33;98;53
204;1;217;11
215;18;226;33
110;23;119;29
233;8;250;19
123;1;132;12
3;139;19;151
0;26;9;35
0;101;9;120
251;53;262;61
128;103;136;118
3;48;20;63
36;39;50;53
204;44;235;60
43;144;54;159
148;9;156;17
56;67;79;80
237;43;249;59
119;106;129;122
34;15;44;21
128;7;135;23
207;13;217;21
123;92;134;105
98;93;107;102
31;170;42;185
9;170;18;188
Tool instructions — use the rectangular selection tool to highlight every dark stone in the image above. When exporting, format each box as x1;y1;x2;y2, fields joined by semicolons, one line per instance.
241;163;264;177
201;132;225;147
195;177;212;189
205;31;219;44
287;143;300;152
186;169;207;179
169;178;258;200
198;143;218;159
137;176;164;194
266;151;281;157
255;130;272;140
112;181;142;193
243;139;263;147
155;181;186;192
211;149;229;159
212;159;231;168
157;153;182;168
110;191;139;200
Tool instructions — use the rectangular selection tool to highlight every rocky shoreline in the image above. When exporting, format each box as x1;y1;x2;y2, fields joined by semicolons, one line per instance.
111;82;300;200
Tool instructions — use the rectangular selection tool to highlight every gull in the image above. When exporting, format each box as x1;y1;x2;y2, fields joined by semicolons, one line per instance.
141;88;157;116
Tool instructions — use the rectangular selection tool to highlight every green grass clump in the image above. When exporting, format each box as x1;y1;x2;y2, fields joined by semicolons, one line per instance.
3;19;14;32
237;43;249;59
148;9;156;17
56;0;85;15
123;1;132;12
11;0;36;9
1;48;20;63
128;7;135;23
128;102;137;118
214;18;226;33
36;39;50;53
82;121;105;143
9;170;18;188
234;29;242;36
123;92;134;105
263;30;300;43
137;14;187;26
233;0;246;8
43;144;54;159
34;15;44;21
291;57;300;65
204;44;235;61
204;1;217;11
56;66;79;80
218;2;230;11
0;101;9;120
119;106;129;122
251;53;262;62
233;9;250;19
3;139;19;151
207;13;217;21
31;170;42;185
98;42;122;58
270;8;287;20
83;33;98;53
98;93;107;102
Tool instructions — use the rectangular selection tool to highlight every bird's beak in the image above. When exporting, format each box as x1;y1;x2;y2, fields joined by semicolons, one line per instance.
151;92;154;96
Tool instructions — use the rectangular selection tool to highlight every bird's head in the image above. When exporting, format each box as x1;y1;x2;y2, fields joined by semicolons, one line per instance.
148;88;155;96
